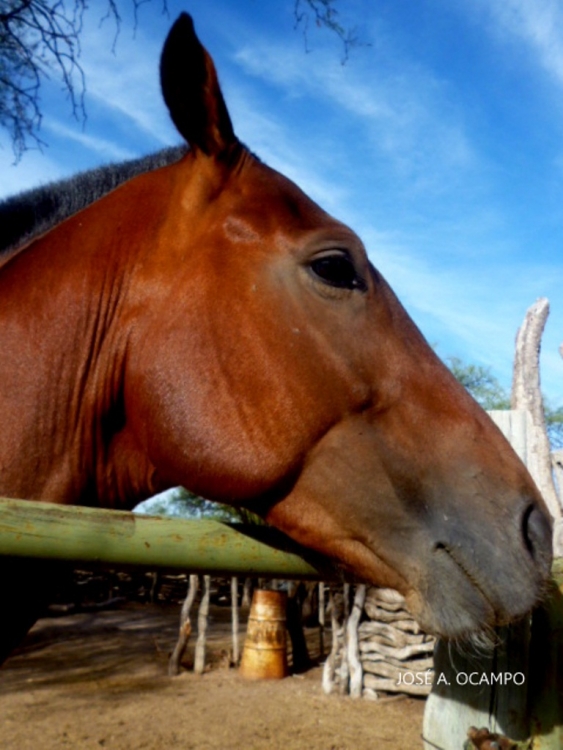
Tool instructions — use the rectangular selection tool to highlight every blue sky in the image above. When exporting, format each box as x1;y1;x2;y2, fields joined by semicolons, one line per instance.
1;0;562;406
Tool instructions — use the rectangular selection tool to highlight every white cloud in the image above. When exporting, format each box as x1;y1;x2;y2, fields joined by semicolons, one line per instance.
44;120;137;162
0;137;64;198
77;18;176;146
350;218;563;401
2;0;561;408
477;0;563;88
226;85;349;214
225;28;562;405
234;37;476;188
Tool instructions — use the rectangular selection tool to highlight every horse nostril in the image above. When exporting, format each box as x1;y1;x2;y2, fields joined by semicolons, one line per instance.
522;504;552;569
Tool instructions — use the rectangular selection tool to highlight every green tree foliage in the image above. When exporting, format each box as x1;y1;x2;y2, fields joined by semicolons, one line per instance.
545;403;563;450
447;355;562;449
446;356;510;411
136;487;263;524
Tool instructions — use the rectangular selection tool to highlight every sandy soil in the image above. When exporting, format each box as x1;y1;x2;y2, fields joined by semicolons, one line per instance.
0;602;425;749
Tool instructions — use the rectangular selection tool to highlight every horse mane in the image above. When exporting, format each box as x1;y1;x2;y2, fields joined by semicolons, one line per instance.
0;145;188;255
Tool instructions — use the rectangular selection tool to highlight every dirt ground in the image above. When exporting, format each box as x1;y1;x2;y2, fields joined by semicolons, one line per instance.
0;601;425;749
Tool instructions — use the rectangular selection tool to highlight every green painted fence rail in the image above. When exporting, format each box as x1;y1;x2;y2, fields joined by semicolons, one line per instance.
0;497;340;580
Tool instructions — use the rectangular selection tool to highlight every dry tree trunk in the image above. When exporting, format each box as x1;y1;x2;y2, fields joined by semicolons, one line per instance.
168;573;199;676
511;298;562;554
231;576;240;666
194;574;211;675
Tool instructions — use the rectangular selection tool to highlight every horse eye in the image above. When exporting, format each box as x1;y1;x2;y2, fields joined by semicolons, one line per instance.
310;254;366;291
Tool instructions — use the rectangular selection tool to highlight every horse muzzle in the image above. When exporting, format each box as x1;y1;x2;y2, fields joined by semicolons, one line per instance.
408;498;553;639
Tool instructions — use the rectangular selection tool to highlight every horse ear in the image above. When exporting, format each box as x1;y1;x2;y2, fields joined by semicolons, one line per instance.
160;13;237;158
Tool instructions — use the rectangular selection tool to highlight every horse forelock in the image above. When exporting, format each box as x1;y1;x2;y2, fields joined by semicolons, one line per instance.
0;145;188;257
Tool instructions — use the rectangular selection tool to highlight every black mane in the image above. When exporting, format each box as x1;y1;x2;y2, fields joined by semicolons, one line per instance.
0;145;187;255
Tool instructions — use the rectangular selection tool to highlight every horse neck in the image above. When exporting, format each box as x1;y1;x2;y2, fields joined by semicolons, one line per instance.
0;170;173;507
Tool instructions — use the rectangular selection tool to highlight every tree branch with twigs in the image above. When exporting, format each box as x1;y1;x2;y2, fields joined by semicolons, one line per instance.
293;0;361;62
0;0;91;160
2;0;355;160
0;0;167;160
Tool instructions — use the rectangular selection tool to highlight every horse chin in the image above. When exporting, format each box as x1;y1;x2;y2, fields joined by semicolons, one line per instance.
336;540;502;642
405;550;541;642
405;587;496;643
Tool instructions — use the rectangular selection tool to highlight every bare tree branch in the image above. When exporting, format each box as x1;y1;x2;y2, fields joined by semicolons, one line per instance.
0;0;167;161
2;0;350;161
0;0;90;159
293;0;362;63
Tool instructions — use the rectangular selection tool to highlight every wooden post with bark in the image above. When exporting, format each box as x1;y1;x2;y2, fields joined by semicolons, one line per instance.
346;584;366;698
286;581;311;672
242;577;252;608
194;574;211;675
318;582;326;659
231;576;240;666
322;585;344;695
168;573;199;676
337;583;351;695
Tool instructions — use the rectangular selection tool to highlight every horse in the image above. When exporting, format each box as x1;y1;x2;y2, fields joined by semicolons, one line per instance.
0;13;552;662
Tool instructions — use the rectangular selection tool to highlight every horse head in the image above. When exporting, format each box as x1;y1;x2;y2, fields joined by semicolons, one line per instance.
148;14;552;638
0;13;552;641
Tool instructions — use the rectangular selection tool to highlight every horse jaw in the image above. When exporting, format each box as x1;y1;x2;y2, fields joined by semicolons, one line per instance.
262;410;552;640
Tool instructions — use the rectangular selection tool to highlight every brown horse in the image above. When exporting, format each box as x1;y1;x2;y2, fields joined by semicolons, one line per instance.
0;13;552;660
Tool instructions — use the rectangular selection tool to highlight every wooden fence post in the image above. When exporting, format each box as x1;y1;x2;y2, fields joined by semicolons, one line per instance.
231;577;240;666
168;573;199;676
194;575;211;674
347;584;366;698
423;410;563;749
318;582;326;660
